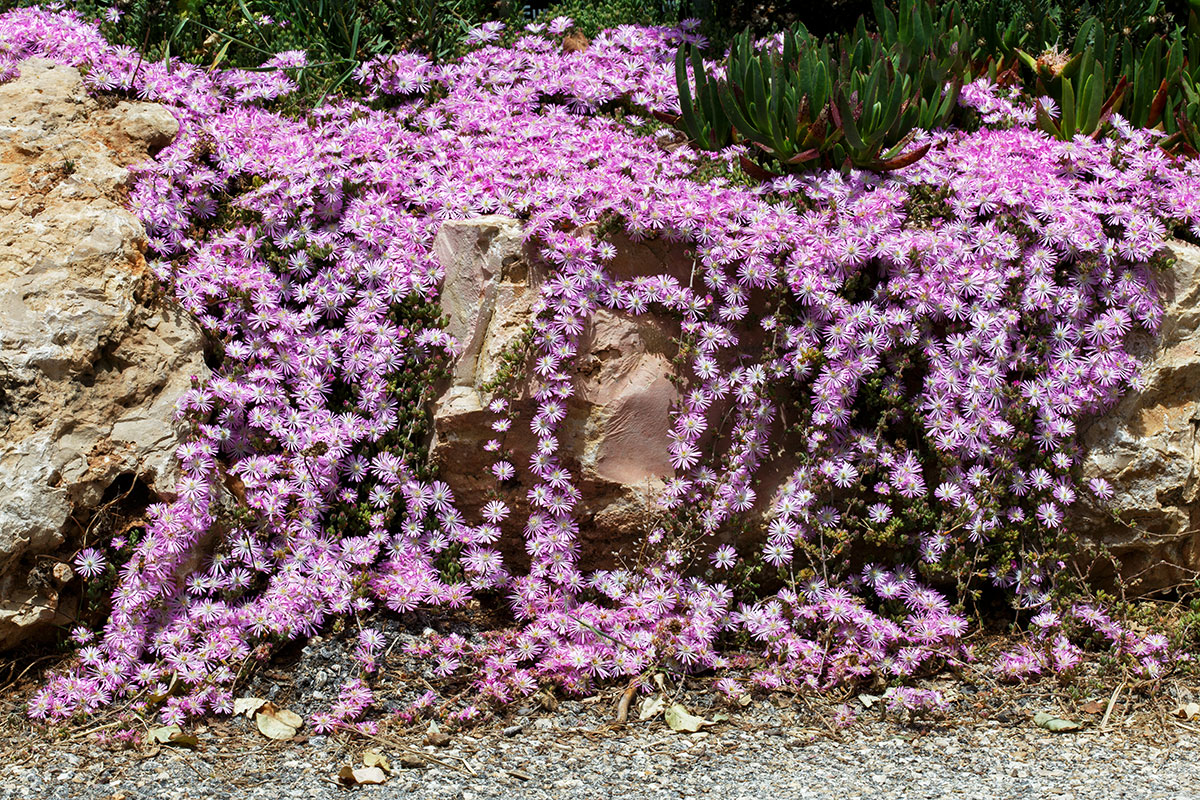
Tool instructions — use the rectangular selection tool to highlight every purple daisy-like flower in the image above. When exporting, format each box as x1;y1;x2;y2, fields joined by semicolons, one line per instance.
710;545;737;570
73;548;106;579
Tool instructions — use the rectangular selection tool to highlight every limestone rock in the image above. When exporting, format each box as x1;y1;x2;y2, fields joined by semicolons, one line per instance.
0;59;205;647
1076;241;1200;593
433;219;1200;594
429;217;684;565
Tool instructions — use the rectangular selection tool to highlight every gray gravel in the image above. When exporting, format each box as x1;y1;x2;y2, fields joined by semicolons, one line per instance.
2;702;1197;800
3;614;1197;800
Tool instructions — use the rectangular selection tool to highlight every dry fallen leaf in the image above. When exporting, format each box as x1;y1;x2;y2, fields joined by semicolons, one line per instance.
338;765;388;786
639;695;665;721
858;693;880;710
274;707;303;728
255;702;303;740
1033;711;1081;732
1173;702;1200;721
362;749;392;772
233;697;267;719
147;725;181;744
146;725;198;748
664;703;715;733
1081;701;1106;714
424;719;451;747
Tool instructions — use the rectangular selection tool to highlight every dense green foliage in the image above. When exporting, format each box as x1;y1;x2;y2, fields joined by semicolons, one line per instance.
674;1;971;173
1014;9;1200;151
8;0;1195;99
0;0;526;98
671;0;1200;172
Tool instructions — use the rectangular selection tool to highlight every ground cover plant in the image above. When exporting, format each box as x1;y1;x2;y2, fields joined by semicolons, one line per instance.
673;0;1200;174
2;3;1200;736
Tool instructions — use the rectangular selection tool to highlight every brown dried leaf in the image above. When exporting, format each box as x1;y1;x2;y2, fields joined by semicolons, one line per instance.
1033;711;1081;732
233;697;267;718
1173;702;1200;721
363;749;391;772
1081;701;1106;714
664;703;714;733
167;732;199;749
255;702;302;740
272;707;303;729
147;725;180;745
146;725;198;748
425;731;451;747
638;695;665;721
536;689;558;712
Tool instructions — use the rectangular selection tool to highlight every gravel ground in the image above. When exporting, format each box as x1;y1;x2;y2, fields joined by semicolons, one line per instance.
1;710;1196;800
1;611;1197;800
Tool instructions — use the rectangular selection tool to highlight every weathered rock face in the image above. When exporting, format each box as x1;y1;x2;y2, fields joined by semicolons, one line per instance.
1076;241;1200;594
429;217;685;565
433;218;1200;594
0;59;205;647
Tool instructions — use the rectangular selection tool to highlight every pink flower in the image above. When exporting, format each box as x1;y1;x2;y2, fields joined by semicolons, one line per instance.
73;549;106;579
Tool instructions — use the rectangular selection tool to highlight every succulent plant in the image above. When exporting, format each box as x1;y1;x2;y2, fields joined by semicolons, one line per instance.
717;25;839;165
870;0;971;84
1014;11;1200;146
1163;11;1200;156
1030;53;1126;140
675;42;733;151
1017;21;1129;140
1117;30;1184;130
670;0;969;174
967;4;1059;77
835;2;965;169
832;55;949;170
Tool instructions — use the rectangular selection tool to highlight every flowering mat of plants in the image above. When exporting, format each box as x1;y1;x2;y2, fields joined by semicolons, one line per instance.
1;614;1199;799
1;4;1200;787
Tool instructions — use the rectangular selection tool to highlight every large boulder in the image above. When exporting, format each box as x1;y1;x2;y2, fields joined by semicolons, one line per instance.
429;217;686;566
0;59;205;647
1076;241;1200;594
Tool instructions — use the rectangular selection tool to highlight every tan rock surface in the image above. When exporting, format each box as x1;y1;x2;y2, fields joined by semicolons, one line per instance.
429;217;683;565
0;59;204;646
1076;240;1200;593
